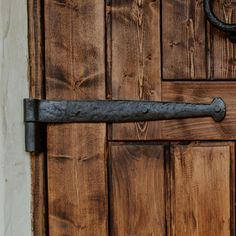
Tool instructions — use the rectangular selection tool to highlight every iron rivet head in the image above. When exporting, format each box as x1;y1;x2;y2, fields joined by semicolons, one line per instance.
214;105;221;113
143;108;149;114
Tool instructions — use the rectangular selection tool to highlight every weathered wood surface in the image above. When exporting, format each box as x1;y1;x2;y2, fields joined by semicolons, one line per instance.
28;0;45;98
161;82;236;140
162;0;236;80
162;0;207;80
170;142;234;235
44;1;108;235
109;144;166;235
211;0;236;79
40;0;236;235
28;1;47;235
112;82;236;140
110;0;161;140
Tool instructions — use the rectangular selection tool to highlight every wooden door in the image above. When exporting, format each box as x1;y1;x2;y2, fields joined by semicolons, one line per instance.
30;0;236;235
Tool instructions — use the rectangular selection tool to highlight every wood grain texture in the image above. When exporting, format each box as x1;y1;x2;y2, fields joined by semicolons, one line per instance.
47;124;107;236
161;82;236;140
28;1;47;235
111;0;162;140
170;142;234;236
44;1;108;235
162;0;207;80
28;0;45;99
110;144;166;235
211;0;236;79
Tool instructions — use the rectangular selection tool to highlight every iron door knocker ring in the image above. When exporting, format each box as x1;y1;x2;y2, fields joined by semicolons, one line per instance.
204;0;236;42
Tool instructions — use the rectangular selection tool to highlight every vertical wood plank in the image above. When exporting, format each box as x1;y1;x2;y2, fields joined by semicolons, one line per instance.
171;142;234;236
110;144;166;235
28;0;47;235
47;124;107;236
44;1;108;235
28;0;45;98
111;0;162;140
162;0;207;80
211;0;236;79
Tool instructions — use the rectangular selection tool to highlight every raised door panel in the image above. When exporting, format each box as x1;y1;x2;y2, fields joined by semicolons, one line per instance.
162;0;236;80
109;144;166;235
162;0;207;80
170;142;235;235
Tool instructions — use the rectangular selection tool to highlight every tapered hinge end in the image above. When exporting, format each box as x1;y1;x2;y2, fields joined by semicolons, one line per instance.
211;97;226;122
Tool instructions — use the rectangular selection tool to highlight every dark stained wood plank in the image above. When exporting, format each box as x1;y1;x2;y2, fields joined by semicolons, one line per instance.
110;144;166;235
211;0;236;79
28;1;47;235
171;142;234;236
30;155;47;236
231;141;236;235
162;0;207;80
111;0;162;140
165;143;172;236
161;82;236;140
44;1;108;235
28;0;45;99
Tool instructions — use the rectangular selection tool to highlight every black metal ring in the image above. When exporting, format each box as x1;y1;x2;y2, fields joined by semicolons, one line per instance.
204;0;236;42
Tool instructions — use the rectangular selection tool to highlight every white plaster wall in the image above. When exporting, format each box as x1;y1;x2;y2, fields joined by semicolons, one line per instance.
0;0;31;235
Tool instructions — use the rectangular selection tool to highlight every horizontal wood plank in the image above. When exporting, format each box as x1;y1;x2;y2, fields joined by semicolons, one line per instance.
112;82;236;140
161;82;236;140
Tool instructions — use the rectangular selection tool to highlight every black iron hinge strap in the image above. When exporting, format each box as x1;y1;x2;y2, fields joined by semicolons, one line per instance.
24;98;226;152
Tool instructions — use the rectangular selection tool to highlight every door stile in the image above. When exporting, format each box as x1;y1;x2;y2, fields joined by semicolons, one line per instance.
28;0;48;235
170;142;235;236
44;1;108;235
110;0;162;140
108;142;168;235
